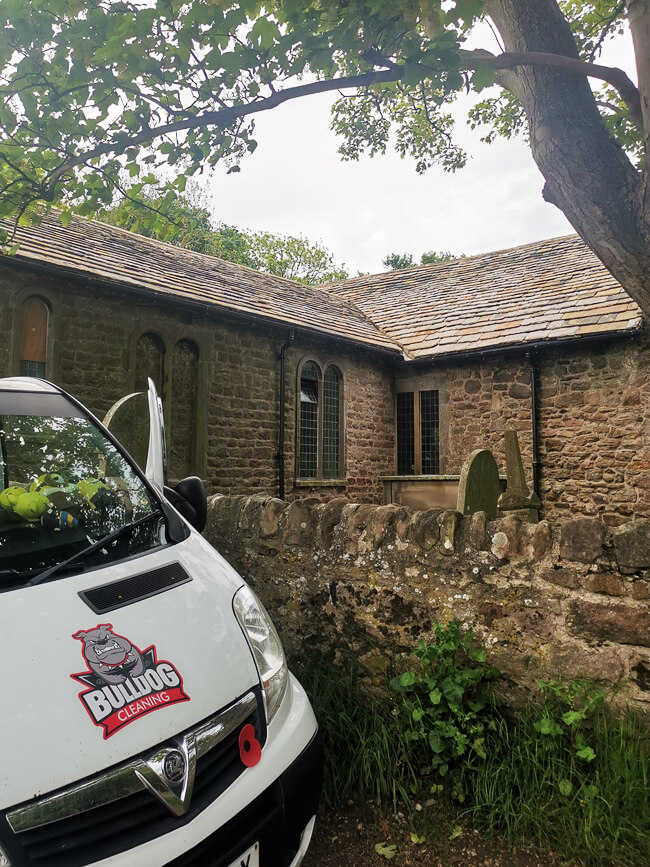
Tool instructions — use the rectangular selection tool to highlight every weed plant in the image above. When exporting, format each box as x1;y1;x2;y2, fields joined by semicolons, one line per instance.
390;620;499;798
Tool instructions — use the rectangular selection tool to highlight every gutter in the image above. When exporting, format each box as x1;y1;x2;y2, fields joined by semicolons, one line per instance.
408;328;643;368
278;331;295;501
526;353;540;497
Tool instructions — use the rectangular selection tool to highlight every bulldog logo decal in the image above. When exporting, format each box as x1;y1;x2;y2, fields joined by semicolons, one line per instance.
71;624;189;738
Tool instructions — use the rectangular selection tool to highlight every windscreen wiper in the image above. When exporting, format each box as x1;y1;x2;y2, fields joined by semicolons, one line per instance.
28;509;163;587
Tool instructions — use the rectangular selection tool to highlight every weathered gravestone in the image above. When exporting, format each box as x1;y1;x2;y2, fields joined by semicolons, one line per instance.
456;449;501;519
498;428;540;522
103;392;150;470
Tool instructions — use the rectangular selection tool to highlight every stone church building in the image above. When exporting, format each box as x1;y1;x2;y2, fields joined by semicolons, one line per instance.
1;213;647;525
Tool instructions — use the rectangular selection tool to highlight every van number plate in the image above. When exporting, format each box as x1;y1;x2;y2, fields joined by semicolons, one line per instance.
228;841;259;867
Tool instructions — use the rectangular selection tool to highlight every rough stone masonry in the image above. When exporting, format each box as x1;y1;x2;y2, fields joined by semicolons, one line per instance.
206;494;650;709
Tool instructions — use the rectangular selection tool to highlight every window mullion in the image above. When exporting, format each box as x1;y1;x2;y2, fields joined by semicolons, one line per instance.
414;392;422;475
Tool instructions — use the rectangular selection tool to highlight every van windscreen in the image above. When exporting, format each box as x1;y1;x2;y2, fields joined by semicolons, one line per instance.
0;396;162;586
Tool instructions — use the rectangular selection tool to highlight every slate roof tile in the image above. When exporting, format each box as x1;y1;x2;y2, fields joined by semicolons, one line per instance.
2;213;399;355
327;235;642;358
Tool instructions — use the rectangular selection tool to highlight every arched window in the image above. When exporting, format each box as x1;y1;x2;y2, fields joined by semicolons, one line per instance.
19;297;49;378
298;360;344;481
134;332;165;395
169;339;199;480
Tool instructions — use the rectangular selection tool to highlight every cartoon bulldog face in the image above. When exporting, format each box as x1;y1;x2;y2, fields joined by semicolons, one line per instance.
73;624;145;684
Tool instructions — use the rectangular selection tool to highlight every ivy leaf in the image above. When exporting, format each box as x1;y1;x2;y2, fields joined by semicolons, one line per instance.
375;842;397;859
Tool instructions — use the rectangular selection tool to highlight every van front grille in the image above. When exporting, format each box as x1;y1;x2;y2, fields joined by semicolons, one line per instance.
1;688;266;867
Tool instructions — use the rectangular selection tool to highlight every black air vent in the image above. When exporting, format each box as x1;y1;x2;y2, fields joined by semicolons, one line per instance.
79;563;191;613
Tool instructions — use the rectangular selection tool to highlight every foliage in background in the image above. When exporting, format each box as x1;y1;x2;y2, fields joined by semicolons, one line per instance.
296;620;650;866
98;190;348;284
383;250;457;269
2;1;649;321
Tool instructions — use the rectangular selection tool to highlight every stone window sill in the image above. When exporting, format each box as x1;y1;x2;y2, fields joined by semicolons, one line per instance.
295;479;347;488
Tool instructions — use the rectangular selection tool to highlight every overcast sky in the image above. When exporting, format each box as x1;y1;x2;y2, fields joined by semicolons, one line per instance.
206;27;635;276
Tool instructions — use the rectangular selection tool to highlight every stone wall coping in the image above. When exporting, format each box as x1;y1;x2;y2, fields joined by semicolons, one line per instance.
380;474;507;481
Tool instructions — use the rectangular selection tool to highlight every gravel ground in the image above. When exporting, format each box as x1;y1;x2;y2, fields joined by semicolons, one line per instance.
302;802;574;867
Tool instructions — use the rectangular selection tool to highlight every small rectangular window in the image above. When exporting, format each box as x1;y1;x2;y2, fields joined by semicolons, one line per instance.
323;369;340;479
396;390;439;475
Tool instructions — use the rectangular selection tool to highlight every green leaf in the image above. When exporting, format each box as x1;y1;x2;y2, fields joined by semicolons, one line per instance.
534;717;562;736
559;779;573;797
472;64;496;92
429;687;442;705
562;710;584;726
576;746;596;762
375;842;397;859
449;825;463;840
410;832;425;844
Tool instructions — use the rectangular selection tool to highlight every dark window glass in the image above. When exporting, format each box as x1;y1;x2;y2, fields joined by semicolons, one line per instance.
420;390;440;474
396;392;415;475
299;364;319;478
323;367;341;479
19;360;46;378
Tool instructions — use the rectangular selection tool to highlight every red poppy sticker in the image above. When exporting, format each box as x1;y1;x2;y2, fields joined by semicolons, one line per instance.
238;723;262;767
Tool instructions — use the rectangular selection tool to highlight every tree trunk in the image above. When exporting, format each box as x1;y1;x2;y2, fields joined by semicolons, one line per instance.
486;0;650;319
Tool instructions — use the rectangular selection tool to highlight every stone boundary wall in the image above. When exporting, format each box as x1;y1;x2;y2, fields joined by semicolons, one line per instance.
206;494;650;709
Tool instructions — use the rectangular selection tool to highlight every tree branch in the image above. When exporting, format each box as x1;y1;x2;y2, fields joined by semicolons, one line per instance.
461;48;643;131
44;68;402;194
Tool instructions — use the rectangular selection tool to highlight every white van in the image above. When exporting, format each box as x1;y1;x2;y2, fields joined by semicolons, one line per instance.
0;377;322;867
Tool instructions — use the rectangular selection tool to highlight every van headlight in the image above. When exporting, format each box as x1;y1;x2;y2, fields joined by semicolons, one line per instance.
0;844;11;866
233;585;288;722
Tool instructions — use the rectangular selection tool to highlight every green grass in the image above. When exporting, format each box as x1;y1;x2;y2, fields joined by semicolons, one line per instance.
463;706;650;866
292;654;417;808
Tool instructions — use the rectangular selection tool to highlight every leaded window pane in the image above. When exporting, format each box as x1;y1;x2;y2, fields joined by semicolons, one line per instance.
396;392;414;474
420;390;440;474
19;360;46;378
323;367;341;479
299;364;319;478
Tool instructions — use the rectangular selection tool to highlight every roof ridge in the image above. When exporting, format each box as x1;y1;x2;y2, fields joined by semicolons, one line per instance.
324;233;583;287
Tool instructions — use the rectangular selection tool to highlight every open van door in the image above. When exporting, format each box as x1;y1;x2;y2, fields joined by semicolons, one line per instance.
102;378;167;492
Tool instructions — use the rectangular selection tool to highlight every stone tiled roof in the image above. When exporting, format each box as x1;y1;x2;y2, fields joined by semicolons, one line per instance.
2;217;643;362
327;235;643;360
2;213;400;354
